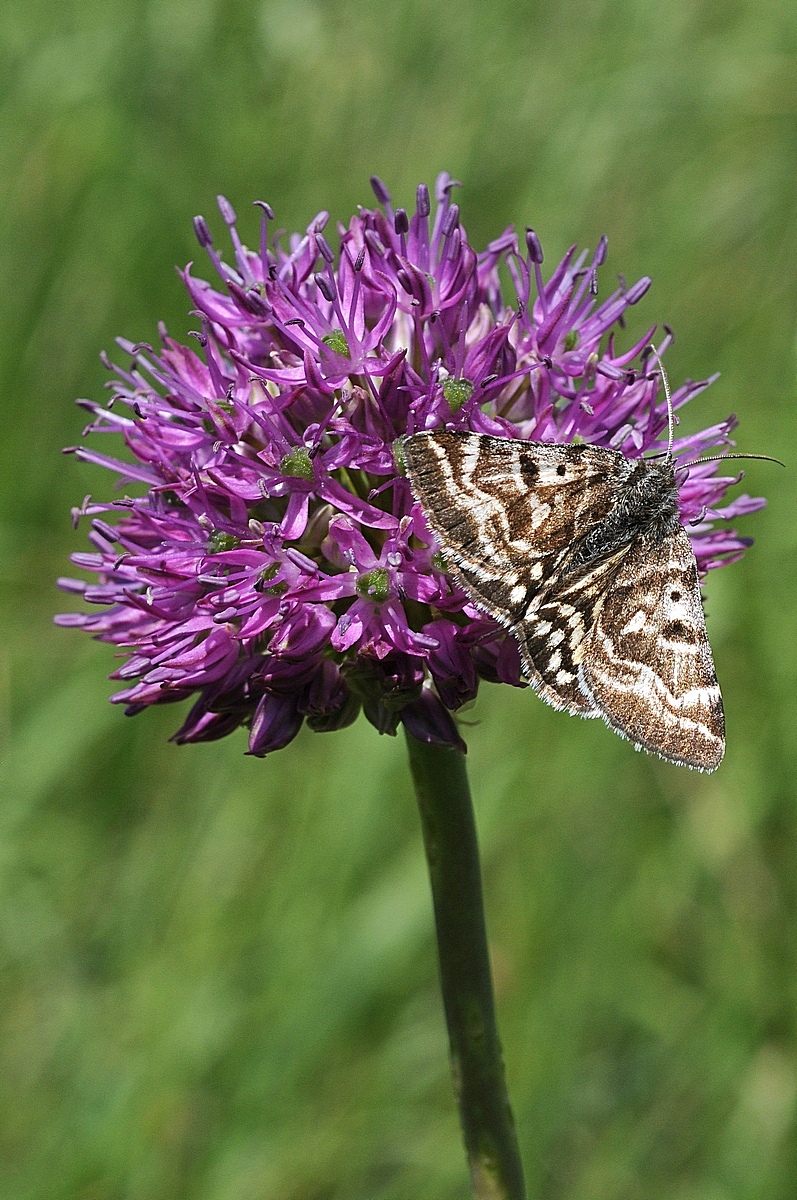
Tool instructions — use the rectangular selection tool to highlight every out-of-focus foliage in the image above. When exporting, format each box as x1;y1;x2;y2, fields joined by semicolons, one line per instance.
1;1;796;1197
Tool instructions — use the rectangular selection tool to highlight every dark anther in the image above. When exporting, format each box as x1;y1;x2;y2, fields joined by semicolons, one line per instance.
626;371;636;384
193;216;213;247
481;374;499;387
394;208;409;235
188;331;207;346
314;273;336;302
525;228;544;263
542;356;553;368
284;318;305;328
244;288;270;316
625;277;652;304
416;184;431;218
594;235;608;266
316;234;334;264
370;176;392;205
365;230;385;256
441;204;460;237
590;271;599;295
253;200;275;220
354;247;366;272
397;269;413;294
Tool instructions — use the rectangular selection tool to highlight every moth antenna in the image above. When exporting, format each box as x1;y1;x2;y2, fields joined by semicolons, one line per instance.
682;452;785;469
646;343;674;457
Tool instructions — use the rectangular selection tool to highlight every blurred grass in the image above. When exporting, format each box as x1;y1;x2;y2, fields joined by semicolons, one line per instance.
1;0;797;1197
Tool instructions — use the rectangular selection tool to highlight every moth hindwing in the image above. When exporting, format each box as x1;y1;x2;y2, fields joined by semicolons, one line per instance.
403;429;725;772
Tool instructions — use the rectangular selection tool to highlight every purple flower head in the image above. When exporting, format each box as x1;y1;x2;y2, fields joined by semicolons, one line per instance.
57;175;764;754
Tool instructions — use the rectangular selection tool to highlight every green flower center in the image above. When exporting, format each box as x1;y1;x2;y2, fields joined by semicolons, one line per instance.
258;563;288;596
355;567;390;603
393;438;407;474
321;329;350;357
207;531;240;553
279;446;315;480
442;376;474;413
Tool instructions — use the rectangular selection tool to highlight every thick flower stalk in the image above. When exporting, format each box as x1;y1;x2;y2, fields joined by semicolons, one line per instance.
57;174;763;755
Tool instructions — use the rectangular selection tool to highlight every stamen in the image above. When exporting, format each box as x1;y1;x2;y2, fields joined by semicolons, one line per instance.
365;230;385;257
217;195;252;283
441;204;460;239
525;228;548;317
314;273;336;303
316;233;335;264
370;175;392;207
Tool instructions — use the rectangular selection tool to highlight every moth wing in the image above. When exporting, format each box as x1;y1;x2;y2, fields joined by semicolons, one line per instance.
403;430;625;626
513;544;631;716
579;524;725;771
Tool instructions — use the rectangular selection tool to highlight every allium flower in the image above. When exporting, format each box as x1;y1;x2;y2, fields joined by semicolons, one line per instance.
57;174;764;755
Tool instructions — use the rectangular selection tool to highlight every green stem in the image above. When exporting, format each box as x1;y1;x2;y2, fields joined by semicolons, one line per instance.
405;732;526;1200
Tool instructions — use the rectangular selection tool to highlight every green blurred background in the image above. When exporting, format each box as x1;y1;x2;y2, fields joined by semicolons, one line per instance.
2;1;797;1197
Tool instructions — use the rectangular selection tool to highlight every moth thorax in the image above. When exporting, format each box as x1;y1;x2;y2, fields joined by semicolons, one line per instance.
630;459;680;527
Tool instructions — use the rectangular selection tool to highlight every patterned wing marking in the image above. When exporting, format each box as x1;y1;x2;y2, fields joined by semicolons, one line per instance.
512;545;631;715
403;430;626;624
579;525;725;771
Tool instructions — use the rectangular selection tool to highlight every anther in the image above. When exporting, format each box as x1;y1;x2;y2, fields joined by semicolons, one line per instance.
394;208;409;235
354;247;366;272
370;176;392;205
314;273;336;302
525;228;544;264
253;200;275;220
441;204;460;238
625;277;652;304
316;233;335;264
193;216;213;248
217;195;237;225
416;184;431;218
365;230;385;256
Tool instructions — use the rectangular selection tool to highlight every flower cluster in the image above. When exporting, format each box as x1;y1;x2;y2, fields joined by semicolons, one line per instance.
57;174;764;754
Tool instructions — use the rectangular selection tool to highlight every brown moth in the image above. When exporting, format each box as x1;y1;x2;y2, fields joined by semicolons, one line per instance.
403;429;725;771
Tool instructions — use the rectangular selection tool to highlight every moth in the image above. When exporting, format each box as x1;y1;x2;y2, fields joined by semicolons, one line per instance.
403;428;725;771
